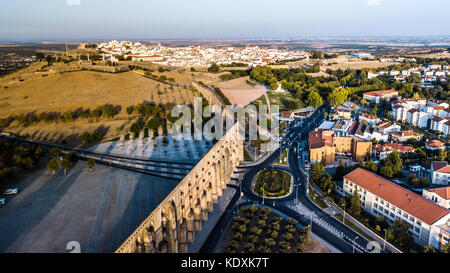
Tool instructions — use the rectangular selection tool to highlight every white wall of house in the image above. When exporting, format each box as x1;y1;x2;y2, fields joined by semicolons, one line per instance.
431;171;450;186
423;190;450;209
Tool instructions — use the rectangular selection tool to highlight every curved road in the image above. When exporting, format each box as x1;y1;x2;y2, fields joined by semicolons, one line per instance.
201;105;379;253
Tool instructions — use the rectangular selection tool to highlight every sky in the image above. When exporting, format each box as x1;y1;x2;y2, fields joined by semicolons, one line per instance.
0;0;449;40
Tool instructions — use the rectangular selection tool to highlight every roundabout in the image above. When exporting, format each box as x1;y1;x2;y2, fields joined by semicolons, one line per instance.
252;168;293;199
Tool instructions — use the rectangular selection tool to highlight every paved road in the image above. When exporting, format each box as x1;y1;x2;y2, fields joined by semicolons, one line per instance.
201;105;379;253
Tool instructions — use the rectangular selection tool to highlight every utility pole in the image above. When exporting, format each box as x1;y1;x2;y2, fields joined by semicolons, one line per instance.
262;184;265;206
352;236;359;253
383;229;387;251
342;204;346;225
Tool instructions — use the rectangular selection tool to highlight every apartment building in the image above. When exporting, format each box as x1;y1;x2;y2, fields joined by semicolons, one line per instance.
406;109;428;128
343;168;450;250
308;129;372;163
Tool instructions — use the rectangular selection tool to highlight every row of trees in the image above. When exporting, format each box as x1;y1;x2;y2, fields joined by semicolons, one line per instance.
11;104;121;128
47;148;94;175
81;131;104;144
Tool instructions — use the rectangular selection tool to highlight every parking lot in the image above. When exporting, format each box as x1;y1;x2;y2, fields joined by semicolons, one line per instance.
0;161;178;253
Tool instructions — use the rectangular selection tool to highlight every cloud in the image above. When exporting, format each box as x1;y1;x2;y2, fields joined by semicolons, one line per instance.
67;0;81;6
367;0;381;6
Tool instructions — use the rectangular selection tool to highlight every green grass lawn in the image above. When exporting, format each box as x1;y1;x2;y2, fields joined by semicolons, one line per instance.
334;214;373;241
254;170;292;198
252;91;306;111
243;148;253;162
307;185;328;209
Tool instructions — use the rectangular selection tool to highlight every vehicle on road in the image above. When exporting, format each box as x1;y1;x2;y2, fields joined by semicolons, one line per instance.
3;188;18;195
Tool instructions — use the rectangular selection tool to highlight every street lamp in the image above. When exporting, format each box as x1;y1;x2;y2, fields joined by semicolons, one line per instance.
352;236;359;253
342;204;346;225
383;229;388;251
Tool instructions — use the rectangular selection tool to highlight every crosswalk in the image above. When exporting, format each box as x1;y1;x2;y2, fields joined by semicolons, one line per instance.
291;203;344;239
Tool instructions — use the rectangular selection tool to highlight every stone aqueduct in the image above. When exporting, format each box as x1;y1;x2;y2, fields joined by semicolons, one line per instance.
115;123;243;253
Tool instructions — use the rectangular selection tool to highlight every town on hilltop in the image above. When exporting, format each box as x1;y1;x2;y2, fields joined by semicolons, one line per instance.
94;40;309;66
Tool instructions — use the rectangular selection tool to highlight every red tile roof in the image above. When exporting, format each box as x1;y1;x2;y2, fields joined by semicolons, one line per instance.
384;143;416;152
360;113;380;120
437;166;450;174
345;168;450;225
391;130;424;138
363;90;399;97
426;140;445;149
427;186;450;200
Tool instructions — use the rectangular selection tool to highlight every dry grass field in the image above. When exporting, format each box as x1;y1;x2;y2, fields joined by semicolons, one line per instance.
409;51;450;59
290;55;397;72
0;69;197;146
208;76;268;106
0;71;194;116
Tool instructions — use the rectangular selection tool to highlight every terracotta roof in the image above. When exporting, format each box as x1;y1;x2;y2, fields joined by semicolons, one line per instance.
391;131;424;138
384;143;416;152
345;168;450;225
431;106;445;111
379;122;393;129
427;186;450;200
437;166;450;174
426;140;445;148
363;90;398;97
360;113;380;120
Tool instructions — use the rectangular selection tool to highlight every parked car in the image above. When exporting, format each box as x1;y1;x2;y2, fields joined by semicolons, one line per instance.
3;188;18;195
0;198;5;205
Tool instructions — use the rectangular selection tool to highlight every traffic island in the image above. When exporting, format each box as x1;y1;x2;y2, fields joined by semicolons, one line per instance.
253;169;293;198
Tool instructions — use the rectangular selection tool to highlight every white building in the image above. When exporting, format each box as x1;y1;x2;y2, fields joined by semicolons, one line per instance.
423;187;450;209
406;109;428;128
363;90;399;104
430;116;446;132
343;168;450;250
373;121;401;135
431;161;450;186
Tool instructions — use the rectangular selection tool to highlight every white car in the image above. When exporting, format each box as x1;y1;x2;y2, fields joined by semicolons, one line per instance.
0;198;5;205
3;188;18;195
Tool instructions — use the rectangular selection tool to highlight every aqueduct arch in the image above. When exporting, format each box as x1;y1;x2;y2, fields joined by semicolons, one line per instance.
115;123;243;253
